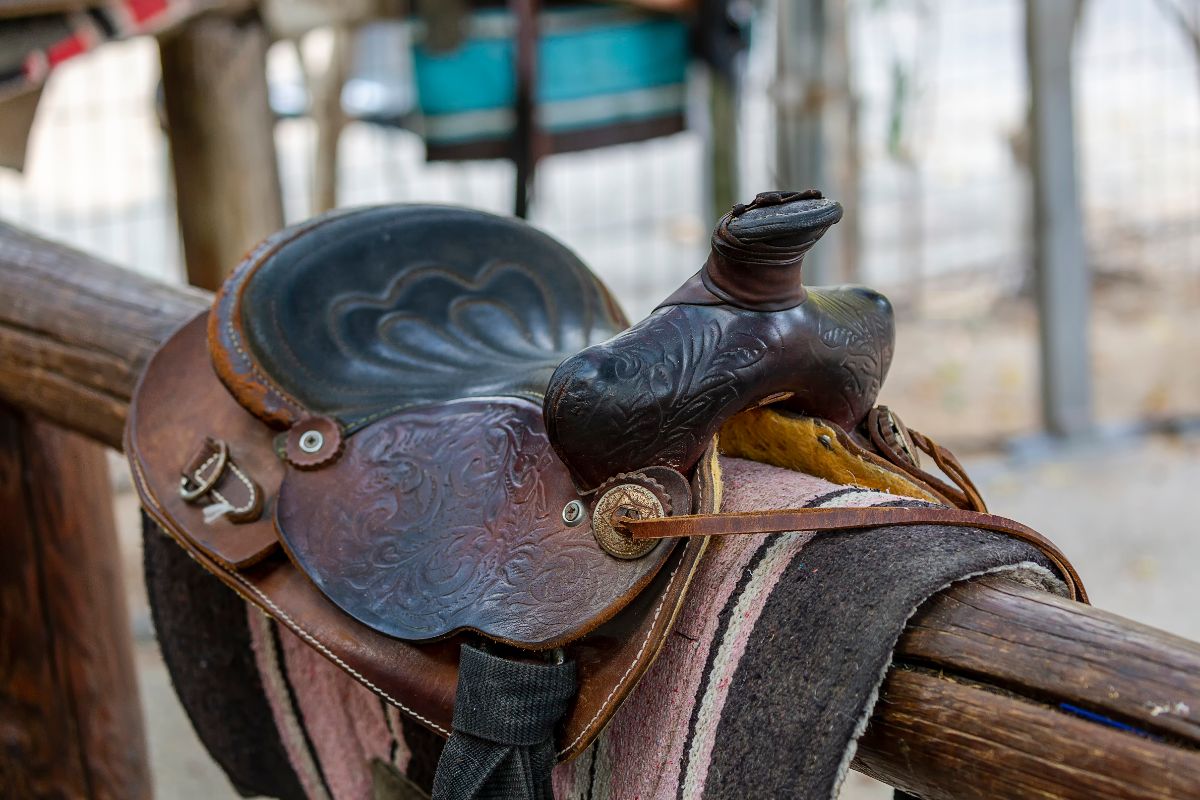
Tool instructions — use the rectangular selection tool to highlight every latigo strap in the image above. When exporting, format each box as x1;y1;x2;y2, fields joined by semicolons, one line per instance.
621;505;1087;604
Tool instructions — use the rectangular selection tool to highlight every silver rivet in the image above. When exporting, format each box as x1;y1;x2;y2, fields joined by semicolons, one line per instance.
562;499;585;527
817;434;833;451
299;430;324;453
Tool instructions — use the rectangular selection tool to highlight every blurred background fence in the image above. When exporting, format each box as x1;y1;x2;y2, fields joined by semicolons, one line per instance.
2;0;1198;441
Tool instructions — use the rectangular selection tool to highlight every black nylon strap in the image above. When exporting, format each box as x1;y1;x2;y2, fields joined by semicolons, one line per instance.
432;645;576;800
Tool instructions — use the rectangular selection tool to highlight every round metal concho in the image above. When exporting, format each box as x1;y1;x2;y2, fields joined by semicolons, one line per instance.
592;484;664;560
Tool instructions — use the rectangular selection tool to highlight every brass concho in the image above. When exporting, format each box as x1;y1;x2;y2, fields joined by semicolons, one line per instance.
592;483;664;560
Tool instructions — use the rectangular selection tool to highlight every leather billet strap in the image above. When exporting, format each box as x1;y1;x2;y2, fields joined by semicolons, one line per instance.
621;505;1088;604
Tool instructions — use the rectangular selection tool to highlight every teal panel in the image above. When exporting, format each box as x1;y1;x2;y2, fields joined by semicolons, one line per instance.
413;11;687;116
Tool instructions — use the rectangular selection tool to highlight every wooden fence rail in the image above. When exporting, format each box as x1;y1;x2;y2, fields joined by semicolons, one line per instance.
2;223;1198;798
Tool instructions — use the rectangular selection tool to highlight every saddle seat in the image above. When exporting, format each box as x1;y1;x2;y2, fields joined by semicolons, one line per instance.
205;204;690;647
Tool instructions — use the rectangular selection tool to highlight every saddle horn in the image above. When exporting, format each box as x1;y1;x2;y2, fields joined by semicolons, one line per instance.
544;190;895;492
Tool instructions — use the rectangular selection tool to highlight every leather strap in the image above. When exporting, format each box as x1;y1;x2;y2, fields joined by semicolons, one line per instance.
622;505;1087;604
866;406;987;512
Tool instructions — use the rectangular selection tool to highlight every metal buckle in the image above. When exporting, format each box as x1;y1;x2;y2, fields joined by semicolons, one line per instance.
180;439;229;502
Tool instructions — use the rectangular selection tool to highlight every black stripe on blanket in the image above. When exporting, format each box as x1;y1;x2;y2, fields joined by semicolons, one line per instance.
268;619;335;798
700;517;1059;799
676;486;875;799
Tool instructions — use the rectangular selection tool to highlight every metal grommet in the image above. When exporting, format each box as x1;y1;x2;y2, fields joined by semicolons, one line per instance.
562;499;585;527
285;416;343;469
298;430;324;454
817;434;833;451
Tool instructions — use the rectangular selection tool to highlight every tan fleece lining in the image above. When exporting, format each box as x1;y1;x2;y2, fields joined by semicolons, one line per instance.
719;408;942;503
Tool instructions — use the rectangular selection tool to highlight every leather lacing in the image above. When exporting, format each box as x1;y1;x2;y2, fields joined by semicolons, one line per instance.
615;408;1088;605
867;405;988;513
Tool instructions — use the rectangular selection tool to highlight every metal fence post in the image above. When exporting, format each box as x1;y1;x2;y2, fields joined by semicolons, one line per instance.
774;0;857;285
1026;0;1093;439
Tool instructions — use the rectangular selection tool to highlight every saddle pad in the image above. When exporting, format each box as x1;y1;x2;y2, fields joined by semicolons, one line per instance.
216;458;1067;800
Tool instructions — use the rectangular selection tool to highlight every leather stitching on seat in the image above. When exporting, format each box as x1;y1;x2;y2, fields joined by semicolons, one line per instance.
222;319;307;417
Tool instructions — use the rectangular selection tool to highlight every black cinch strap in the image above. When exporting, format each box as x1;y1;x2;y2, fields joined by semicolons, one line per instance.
432;645;576;800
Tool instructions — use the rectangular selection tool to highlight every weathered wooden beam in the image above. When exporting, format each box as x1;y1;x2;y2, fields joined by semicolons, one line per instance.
159;11;284;291
1;224;1198;798
0;407;150;799
0;222;209;450
856;667;1200;799
895;574;1200;744
854;574;1200;798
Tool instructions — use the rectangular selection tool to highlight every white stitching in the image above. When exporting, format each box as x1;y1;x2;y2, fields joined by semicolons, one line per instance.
224;319;306;416
224;463;258;514
556;537;694;758
556;445;720;757
217;222;321;419
132;454;451;736
228;572;450;735
192;452;258;515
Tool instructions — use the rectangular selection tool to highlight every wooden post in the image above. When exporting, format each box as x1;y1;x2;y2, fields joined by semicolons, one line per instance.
0;408;150;799
306;26;354;214
159;11;285;291
773;0;858;284
1026;0;1093;438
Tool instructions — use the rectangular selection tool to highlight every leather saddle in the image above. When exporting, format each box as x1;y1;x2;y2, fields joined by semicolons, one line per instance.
127;192;1085;793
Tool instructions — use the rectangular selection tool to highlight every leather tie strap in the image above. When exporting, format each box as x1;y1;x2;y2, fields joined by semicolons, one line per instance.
622;506;1087;604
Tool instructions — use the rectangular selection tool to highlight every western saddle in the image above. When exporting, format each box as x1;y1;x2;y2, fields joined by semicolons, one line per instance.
126;191;1085;798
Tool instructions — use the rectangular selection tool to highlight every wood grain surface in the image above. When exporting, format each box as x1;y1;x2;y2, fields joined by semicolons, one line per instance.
857;667;1200;799
159;11;284;291
897;574;1200;743
0;408;149;799
0;222;208;449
